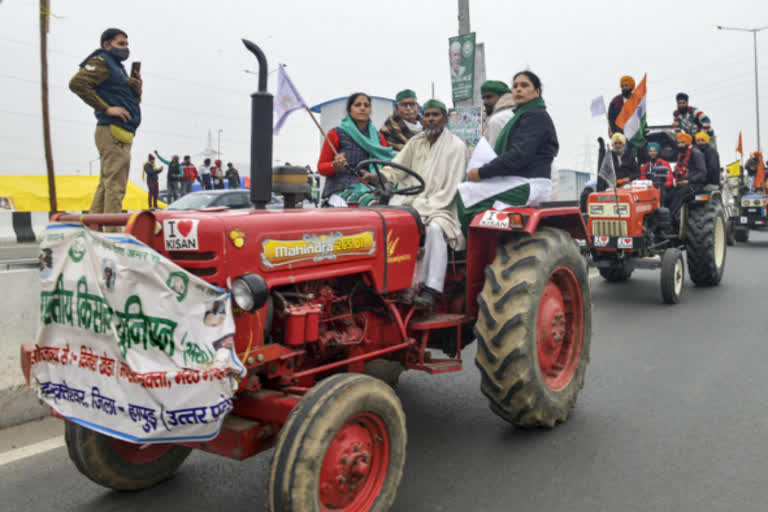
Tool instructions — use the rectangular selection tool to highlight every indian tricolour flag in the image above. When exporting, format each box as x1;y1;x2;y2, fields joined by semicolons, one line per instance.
616;74;647;148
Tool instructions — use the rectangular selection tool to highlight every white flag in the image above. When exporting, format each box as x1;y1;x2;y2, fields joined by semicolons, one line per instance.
598;147;616;190
590;96;606;117
273;64;306;134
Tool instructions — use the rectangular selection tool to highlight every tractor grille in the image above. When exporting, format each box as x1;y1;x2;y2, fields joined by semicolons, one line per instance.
167;251;219;280
591;220;628;236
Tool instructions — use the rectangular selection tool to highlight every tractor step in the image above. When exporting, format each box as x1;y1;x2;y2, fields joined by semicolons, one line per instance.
409;313;466;330
407;358;463;374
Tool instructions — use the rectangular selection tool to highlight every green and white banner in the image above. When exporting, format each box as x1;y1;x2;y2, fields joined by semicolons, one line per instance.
31;224;245;443
449;33;476;103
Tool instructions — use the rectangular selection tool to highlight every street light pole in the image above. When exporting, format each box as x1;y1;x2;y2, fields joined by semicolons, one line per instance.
217;129;223;158
717;25;768;153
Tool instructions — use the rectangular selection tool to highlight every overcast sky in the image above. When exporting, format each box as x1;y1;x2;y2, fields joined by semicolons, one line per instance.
0;0;766;188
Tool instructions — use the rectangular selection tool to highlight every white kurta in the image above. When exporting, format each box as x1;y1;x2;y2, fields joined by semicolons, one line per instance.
383;130;468;251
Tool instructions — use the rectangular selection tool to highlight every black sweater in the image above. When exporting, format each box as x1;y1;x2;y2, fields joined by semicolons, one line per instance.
479;108;559;180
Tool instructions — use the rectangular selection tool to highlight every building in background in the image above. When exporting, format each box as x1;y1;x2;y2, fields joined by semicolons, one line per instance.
558;169;591;201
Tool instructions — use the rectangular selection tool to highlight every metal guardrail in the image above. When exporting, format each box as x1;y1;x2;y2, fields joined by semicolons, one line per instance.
0;258;39;270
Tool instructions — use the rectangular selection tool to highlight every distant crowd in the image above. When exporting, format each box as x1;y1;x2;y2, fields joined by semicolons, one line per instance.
142;153;241;207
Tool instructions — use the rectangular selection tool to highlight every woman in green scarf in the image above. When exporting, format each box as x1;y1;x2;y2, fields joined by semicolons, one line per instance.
316;92;394;206
457;71;559;232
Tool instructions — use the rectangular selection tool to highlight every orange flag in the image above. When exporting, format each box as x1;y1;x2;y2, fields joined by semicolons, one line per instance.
736;132;743;156
753;151;766;189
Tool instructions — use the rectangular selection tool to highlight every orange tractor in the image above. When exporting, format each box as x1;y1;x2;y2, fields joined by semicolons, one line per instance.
586;175;726;303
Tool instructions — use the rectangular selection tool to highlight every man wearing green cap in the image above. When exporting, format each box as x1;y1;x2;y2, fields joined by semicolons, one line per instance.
377;99;468;307
481;80;515;147
380;89;423;152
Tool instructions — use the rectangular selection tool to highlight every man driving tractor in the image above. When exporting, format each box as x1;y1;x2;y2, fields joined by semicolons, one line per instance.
375;99;468;307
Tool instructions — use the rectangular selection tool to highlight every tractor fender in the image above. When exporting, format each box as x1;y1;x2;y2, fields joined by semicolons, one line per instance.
469;206;589;242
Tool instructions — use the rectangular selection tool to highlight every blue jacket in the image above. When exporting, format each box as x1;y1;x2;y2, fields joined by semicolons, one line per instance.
79;49;141;133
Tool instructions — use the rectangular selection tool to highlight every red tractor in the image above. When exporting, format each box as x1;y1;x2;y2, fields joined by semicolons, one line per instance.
20;41;592;511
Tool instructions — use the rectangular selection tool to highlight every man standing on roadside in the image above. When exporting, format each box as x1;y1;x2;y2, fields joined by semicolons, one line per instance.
69;28;141;223
225;162;240;189
380;89;423;153
142;154;162;209
199;158;213;190
180;155;198;196
154;150;182;202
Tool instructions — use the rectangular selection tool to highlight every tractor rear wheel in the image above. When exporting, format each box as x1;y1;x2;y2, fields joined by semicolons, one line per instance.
64;421;191;490
686;201;726;286
474;227;592;428
660;248;684;304
269;374;406;512
598;265;633;282
734;226;749;243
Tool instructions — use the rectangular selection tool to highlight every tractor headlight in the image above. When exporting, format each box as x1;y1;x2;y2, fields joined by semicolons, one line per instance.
617;204;630;217
742;198;751;207
589;204;604;215
231;273;269;312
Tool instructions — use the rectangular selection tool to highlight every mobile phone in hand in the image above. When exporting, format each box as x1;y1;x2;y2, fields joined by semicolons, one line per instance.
130;61;141;78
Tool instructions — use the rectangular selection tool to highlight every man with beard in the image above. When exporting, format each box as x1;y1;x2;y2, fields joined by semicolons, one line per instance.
695;131;720;185
374;99;468;307
608;76;635;136
597;133;640;191
667;132;708;229
673;92;715;145
379;89;423;152
481;80;515;147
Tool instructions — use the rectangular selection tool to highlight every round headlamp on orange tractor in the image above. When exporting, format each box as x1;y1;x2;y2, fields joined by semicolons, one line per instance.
231;273;269;312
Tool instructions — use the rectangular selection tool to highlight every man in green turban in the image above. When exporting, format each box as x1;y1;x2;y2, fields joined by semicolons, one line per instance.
375;99;468;307
380;88;423;152
481;80;515;147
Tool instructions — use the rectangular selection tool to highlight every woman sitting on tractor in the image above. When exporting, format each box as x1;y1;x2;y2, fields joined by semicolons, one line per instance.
317;92;393;207
459;70;557;231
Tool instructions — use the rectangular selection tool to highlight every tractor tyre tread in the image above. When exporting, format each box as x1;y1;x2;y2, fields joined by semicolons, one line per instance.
686;201;726;286
64;421;191;491
268;373;406;512
474;227;592;429
734;226;749;243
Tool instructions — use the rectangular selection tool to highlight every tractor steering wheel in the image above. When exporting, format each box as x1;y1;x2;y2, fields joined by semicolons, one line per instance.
354;159;426;197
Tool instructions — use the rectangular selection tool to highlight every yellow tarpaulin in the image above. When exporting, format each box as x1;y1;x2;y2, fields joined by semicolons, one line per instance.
726;160;741;177
0;175;165;212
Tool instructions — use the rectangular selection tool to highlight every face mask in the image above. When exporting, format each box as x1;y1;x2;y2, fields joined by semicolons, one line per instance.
108;47;130;61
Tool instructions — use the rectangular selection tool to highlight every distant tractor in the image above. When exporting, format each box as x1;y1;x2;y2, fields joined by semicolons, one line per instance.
586;177;726;304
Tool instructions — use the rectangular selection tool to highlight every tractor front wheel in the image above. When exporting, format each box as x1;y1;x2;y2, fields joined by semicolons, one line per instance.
269;374;406;512
660;248;684;304
475;227;592;428
64;421;191;490
598;265;633;282
734;226;749;243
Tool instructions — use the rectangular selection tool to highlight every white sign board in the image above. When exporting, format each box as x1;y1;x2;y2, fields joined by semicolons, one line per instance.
31;224;245;443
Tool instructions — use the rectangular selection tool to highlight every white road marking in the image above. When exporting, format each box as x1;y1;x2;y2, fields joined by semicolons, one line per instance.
0;436;65;467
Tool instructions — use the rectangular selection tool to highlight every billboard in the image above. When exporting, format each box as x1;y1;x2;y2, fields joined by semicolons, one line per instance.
449;33;476;103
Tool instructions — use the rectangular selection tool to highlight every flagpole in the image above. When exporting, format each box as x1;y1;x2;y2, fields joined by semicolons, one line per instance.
305;106;339;157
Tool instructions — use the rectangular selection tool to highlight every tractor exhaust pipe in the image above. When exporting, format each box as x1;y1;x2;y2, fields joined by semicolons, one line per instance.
242;39;272;209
